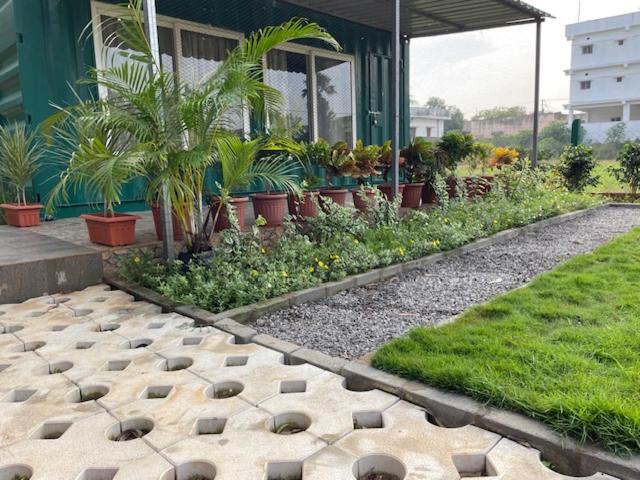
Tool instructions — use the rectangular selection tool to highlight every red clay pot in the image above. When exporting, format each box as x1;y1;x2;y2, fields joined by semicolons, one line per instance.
251;193;288;227
150;204;184;241
0;203;42;227
401;183;425;208
213;196;250;232
481;175;495;194
378;183;406;201
352;187;377;212
80;213;141;247
288;191;319;218
422;183;437;204
446;177;457;198
319;188;349;207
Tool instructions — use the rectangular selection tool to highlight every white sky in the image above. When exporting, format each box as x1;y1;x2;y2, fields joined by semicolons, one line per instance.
410;0;640;116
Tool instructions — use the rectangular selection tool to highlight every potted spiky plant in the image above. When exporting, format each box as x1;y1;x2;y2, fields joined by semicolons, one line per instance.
318;141;354;206
377;141;406;201
288;140;326;218
0;123;44;227
348;140;382;212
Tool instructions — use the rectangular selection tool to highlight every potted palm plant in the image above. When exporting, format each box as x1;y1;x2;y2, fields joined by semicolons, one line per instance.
0;123;44;227
400;138;447;205
438;130;475;198
318;141;355;206
349;140;382;211
288;140;326;218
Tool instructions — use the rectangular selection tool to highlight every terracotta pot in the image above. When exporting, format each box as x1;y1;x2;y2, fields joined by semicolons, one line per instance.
251;192;288;227
463;177;483;199
446;177;457;198
352;187;377;212
150;204;184;241
481;175;495;194
213;196;250;232
422;183;437;204
378;183;406;201
319;188;349;207
0;203;42;227
80;213;141;247
401;183;425;208
288;191;318;218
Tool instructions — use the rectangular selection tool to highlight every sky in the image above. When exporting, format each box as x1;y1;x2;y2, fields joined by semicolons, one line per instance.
410;0;640;117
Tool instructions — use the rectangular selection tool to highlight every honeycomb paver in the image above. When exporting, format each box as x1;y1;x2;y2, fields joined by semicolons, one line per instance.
0;285;621;480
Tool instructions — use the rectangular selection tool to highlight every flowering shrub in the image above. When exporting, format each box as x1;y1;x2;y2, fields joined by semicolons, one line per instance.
120;172;599;314
490;147;519;170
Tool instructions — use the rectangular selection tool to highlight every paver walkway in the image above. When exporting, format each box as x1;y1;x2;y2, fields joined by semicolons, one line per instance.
0;285;617;479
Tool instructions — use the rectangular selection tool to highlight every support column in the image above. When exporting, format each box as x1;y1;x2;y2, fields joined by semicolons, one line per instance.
531;19;543;168
391;0;400;197
143;0;174;261
623;102;631;122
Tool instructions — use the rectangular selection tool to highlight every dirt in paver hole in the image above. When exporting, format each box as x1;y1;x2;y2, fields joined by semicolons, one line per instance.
359;473;401;480
113;428;151;441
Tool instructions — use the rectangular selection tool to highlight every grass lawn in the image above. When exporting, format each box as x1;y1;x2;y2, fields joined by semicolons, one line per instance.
373;228;640;454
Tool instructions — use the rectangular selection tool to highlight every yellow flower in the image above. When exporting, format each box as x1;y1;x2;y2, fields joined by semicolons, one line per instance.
398;247;405;257
354;239;360;245
493;220;498;225
260;247;266;254
318;260;326;268
308;267;315;273
251;270;259;277
444;218;449;224
281;271;288;278
133;256;141;264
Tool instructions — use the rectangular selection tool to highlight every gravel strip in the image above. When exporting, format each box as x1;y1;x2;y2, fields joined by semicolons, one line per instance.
254;207;640;360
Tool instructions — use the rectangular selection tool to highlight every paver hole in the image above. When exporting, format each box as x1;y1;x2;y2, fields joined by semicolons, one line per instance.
0;465;33;480
76;468;119;480
3;389;37;403
18;341;45;352
76;341;95;350
3;325;24;334
183;336;203;346
108;417;153;441
67;385;109;403
0;310;4;316
51;325;67;332
452;454;498;478
73;309;94;317
29;311;46;318
196;417;227;435
98;323;120;332
46;361;73;375
269;412;311;435
90;297;109;303
280;354;306;366
280;380;307;394
424;411;450;428
173;461;217;480
265;461;302;480
147;322;165;329
353;411;384;430
48;297;70;305
127;338;152;348
341;378;374;392
106;360;130;371
0;364;10;373
143;385;173;399
160;357;193;371
32;421;72;440
224;356;248;367
207;382;244;399
352;455;406;480
539;454;583;476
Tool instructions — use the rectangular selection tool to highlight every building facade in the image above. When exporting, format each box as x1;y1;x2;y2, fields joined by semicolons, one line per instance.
0;0;410;217
566;12;640;142
409;106;450;139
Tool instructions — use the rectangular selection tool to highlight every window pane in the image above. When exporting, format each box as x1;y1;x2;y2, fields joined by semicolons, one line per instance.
180;30;238;87
315;56;353;145
265;50;310;142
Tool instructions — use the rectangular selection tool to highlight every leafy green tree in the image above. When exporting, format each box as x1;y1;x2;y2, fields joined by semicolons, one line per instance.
557;145;599;192
445;106;465;133
610;142;640;194
473;106;526;121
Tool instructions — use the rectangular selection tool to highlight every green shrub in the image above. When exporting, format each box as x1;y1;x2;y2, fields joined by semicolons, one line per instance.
557;145;599;192
610;142;640;194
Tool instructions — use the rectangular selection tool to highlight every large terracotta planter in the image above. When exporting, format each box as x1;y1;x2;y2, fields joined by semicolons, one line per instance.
0;203;42;227
352;187;377;212
401;183;425;208
378;183;406;201
319;188;349;207
251;193;288;227
288;191;318;218
422;183;437;204
213;196;250;232
80;213;141;247
150;204;184;241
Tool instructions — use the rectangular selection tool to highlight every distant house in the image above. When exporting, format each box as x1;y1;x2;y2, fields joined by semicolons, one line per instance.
410;106;450;139
566;12;640;141
465;112;570;140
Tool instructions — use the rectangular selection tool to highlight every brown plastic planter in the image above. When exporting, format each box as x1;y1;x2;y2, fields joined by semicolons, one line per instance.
288;191;319;218
0;203;43;227
352;187;377;212
213;196;250;232
378;183;405;201
150;204;184;241
251;193;288;227
319;188;349;207
401;183;425;208
80;213;141;247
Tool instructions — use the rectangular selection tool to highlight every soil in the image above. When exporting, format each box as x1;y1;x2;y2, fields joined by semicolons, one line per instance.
274;423;305;435
359;473;400;480
213;387;241;399
113;428;151;441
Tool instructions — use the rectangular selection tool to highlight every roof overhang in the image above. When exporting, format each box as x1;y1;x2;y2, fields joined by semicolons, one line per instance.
279;0;552;38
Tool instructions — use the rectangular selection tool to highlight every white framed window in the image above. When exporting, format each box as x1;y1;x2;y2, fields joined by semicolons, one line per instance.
263;43;357;146
611;116;622;122
616;76;624;83
580;80;592;90
90;1;248;135
581;45;593;55
618;39;625;46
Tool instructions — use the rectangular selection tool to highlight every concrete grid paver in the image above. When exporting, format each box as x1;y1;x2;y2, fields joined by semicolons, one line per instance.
0;285;619;480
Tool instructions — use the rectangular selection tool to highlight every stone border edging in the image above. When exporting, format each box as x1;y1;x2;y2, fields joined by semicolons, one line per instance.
104;203;640;480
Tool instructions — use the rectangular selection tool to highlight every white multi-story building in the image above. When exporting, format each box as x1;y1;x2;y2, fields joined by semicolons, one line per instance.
410;106;451;139
566;12;640;141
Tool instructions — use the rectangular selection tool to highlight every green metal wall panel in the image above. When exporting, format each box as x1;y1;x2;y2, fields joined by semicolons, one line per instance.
15;0;410;217
0;0;24;125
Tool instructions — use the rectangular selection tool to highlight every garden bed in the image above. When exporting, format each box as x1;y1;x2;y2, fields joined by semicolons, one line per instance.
372;224;640;455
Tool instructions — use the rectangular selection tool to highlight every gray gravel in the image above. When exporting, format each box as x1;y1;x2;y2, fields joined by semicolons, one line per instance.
254;207;640;360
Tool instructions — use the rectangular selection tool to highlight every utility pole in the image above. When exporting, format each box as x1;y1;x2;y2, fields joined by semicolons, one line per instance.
390;0;400;197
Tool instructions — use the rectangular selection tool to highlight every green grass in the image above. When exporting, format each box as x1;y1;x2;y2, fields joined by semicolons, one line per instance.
373;228;640;454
